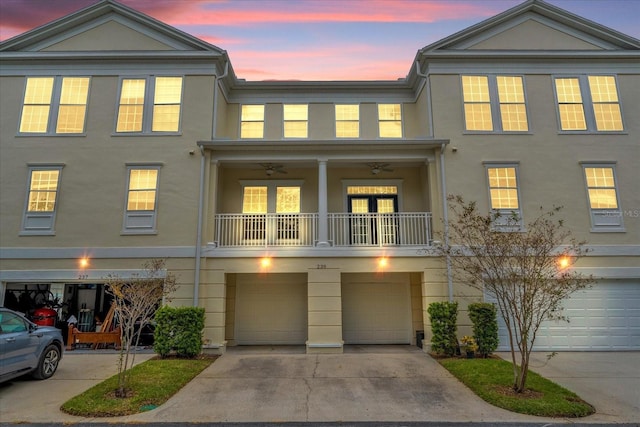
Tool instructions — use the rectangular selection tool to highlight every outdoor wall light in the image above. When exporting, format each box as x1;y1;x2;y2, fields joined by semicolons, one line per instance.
260;257;271;269
79;257;90;268
378;257;388;269
558;256;570;269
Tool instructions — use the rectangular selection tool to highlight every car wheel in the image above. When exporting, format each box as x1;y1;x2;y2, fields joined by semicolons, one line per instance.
32;344;61;380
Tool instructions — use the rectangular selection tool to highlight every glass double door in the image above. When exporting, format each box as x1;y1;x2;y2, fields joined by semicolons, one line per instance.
348;195;398;245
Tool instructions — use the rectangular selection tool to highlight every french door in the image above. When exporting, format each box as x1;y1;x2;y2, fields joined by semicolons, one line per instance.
348;195;398;245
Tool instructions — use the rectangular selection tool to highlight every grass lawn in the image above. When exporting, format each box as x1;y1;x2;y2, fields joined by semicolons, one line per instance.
438;357;595;417
61;356;216;417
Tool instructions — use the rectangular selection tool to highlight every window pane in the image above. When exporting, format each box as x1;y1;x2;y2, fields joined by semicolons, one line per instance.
558;104;587;130
555;78;582;103
127;169;158;211
500;104;528;131
242;187;267;213
336;105;359;120
488;167;517;187
336;104;359;137
28;170;59;212
378;121;402;137
347;186;397;195
351;199;369;214
57;78;89;133
154;77;182;104
276;187;300;213
60;77;89;104
20;106;50;133
284;122;308;138
120;79;145;104
462;76;490;102
242;105;264;121
464;104;493;131
127;190;156;211
241;122;264;138
584;167;615;187
497;76;524;103
24;77;54;104
152;105;180;132
116;105;143;132
588;189;618;209
129;169;158;190
593;104;623;131
56;105;87;133
336;121;359;137
283;105;308;120
490;189;519;209
378;104;401;120
588;76;618;102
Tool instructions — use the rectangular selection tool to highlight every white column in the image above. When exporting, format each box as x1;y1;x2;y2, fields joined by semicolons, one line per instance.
316;159;330;246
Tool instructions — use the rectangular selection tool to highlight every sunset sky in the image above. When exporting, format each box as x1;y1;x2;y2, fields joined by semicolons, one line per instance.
1;0;638;81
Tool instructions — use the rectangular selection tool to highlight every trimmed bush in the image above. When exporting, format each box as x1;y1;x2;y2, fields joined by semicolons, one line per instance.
428;301;458;356
468;302;499;358
154;306;205;358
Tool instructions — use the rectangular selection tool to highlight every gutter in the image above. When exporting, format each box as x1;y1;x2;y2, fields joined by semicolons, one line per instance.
415;60;453;302
193;61;229;307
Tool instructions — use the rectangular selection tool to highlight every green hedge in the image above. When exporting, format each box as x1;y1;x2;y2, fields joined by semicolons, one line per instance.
468;302;499;358
428;301;458;356
154;306;205;358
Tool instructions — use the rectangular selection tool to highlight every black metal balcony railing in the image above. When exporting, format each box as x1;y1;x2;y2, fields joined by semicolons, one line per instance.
213;212;432;248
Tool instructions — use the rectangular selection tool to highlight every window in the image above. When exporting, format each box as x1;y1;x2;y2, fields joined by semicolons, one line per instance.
21;165;63;235
19;77;90;134
582;164;623;231
241;183;302;241
123;165;160;233
241;105;265;138
462;75;528;132
283;104;308;138
378;104;402;137
116;76;183;133
554;75;623;132
485;165;522;229
336;104;359;138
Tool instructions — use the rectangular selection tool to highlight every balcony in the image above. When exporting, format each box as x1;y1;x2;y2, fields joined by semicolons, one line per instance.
212;212;432;248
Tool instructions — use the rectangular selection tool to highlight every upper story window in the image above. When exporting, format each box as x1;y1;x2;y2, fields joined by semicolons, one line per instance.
241;183;302;241
116;76;183;134
378;104;402;138
283;104;308;138
581;163;623;232
336;104;359;138
123;165;160;234
462;75;528;132
21;165;64;235
554;75;623;132
19;77;90;135
241;105;265;138
485;164;522;230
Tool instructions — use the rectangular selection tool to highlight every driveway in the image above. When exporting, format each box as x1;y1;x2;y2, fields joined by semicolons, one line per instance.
0;347;637;424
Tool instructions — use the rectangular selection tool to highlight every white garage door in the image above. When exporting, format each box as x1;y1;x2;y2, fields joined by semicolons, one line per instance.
235;273;307;345
493;280;640;351
342;274;411;344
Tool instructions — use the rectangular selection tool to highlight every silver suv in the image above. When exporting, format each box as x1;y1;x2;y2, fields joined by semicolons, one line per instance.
0;307;64;383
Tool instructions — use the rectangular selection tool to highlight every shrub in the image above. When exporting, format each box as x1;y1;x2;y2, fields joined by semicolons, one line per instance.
427;301;458;356
468;302;499;358
154;306;205;358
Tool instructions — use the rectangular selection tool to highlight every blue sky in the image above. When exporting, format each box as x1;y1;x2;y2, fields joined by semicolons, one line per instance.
1;0;638;80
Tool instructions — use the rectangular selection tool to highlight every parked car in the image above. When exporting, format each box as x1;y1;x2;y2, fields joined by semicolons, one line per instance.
0;307;63;383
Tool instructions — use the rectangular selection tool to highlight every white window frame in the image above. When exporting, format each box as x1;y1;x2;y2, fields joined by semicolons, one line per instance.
18;76;90;135
484;163;523;231
240;104;265;139
553;75;625;133
461;75;530;133
122;164;161;234
377;104;403;138
21;164;64;235
580;162;624;232
335;104;360;138
283;104;308;139
115;76;183;135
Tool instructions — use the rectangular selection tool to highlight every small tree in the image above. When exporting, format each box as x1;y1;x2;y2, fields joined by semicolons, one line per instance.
437;196;592;393
105;259;177;397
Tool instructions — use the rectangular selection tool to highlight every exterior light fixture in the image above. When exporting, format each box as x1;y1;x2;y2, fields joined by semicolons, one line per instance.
558;256;570;269
260;257;271;269
79;257;89;268
378;257;388;269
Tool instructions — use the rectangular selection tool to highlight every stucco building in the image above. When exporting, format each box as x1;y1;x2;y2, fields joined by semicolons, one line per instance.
1;0;638;353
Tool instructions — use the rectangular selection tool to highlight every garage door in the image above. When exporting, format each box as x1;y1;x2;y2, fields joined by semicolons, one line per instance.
492;280;640;351
342;274;411;344
235;273;307;345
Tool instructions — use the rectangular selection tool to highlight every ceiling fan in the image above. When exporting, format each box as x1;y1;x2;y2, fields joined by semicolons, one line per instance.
259;163;287;176
366;162;393;175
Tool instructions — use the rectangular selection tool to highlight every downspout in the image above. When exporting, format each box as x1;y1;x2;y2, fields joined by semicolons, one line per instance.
416;60;453;302
194;60;229;307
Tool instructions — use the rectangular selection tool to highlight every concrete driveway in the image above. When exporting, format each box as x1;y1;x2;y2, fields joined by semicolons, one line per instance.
0;347;637;424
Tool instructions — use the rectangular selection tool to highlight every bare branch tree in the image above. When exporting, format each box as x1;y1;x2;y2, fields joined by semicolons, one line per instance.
105;259;178;397
435;195;593;393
